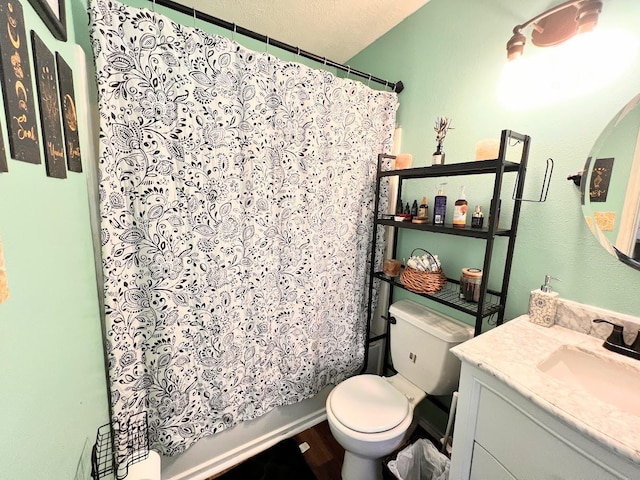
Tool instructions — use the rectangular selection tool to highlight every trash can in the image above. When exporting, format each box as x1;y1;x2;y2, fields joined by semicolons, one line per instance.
387;439;450;480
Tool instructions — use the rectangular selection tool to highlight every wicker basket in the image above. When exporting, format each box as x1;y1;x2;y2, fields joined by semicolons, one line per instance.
400;248;447;294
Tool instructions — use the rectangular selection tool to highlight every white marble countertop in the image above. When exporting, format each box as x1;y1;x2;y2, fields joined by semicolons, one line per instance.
451;316;640;465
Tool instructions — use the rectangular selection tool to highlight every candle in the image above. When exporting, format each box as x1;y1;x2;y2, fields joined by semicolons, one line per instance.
475;139;500;161
395;153;413;169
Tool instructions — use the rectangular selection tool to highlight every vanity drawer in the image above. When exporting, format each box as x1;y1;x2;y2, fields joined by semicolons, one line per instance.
470;442;515;480
474;386;623;480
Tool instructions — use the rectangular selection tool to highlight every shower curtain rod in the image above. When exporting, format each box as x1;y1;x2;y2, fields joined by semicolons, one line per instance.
150;0;405;93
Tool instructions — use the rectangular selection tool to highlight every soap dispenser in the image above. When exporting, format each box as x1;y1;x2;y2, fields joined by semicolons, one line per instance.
528;275;559;327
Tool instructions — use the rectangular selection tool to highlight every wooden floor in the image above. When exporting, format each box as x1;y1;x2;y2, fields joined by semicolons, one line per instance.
209;420;437;480
293;420;344;480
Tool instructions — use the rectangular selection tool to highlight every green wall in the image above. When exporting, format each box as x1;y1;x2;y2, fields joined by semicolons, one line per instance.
349;0;640;322
0;1;109;479
4;0;640;477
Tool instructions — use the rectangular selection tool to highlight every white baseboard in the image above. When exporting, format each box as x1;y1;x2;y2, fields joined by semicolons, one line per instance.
165;408;327;480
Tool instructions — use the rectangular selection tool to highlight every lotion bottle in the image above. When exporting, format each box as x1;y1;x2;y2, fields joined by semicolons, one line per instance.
418;196;428;219
433;184;447;226
528;275;559;327
453;186;468;228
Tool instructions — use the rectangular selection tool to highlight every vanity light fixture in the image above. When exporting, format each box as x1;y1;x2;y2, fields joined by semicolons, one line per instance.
506;0;603;61
498;0;637;111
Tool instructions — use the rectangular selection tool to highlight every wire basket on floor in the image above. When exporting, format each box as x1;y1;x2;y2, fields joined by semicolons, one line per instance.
400;248;447;294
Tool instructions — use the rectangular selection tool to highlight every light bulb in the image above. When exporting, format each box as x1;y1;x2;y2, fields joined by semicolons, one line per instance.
498;28;638;111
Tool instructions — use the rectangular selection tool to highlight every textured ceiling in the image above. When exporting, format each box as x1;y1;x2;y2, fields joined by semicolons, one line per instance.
180;0;431;63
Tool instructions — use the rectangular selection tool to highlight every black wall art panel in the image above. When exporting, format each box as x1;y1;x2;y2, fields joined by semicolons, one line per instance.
31;30;65;178
589;157;614;203
55;53;81;172
0;0;40;164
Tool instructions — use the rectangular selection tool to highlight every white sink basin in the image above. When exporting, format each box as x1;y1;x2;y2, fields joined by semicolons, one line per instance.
538;346;640;417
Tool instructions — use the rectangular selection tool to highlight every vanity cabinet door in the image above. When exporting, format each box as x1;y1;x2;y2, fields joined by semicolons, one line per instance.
474;386;619;479
469;442;516;480
450;360;638;480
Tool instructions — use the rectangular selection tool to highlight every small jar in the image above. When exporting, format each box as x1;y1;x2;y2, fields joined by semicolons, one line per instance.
460;267;483;303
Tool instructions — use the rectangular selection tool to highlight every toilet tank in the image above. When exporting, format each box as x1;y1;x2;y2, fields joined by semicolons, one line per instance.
388;299;473;396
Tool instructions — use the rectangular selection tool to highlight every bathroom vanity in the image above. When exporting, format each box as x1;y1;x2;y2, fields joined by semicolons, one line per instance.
449;310;640;479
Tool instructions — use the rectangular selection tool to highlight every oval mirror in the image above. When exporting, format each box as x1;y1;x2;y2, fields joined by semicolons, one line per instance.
581;93;640;270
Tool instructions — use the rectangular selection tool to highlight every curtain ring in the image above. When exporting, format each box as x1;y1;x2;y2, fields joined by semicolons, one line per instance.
385;81;389;91
192;5;196;27
323;57;327;66
265;36;269;53
152;0;155;12
367;74;372;87
296;46;300;62
346;66;351;79
232;23;237;41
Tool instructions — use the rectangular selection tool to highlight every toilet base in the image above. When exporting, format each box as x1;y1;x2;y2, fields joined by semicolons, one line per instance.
342;451;383;480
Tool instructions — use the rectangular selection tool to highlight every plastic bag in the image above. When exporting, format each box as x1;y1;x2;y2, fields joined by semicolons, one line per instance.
387;439;450;480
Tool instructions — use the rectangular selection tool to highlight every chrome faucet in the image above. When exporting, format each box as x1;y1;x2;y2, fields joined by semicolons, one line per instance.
593;319;640;360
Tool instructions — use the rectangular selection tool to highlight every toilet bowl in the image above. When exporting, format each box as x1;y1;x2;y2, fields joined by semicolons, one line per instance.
326;374;424;480
326;300;473;480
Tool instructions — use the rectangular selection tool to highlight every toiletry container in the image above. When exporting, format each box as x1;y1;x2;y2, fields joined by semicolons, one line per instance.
396;197;403;215
418;197;428;219
460;268;482;302
471;205;484;228
433;184;447;226
453;186;468;228
410;200;418;217
528;275;559;327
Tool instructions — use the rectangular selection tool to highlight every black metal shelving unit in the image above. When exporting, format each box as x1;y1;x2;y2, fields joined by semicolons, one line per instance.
362;130;531;448
365;129;531;353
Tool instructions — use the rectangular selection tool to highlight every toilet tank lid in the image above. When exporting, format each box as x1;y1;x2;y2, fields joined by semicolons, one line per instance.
388;300;474;343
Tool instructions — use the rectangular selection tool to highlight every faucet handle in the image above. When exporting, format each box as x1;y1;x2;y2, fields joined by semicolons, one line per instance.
593;319;625;347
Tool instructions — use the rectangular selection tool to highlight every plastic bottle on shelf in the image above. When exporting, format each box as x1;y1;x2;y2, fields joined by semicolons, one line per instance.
453;186;468;228
418;197;428;219
432;184;447;226
471;205;484;228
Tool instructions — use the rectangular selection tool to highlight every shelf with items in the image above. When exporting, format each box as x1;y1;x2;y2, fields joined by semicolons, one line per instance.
377;158;522;179
373;272;503;318
362;128;532;451
365;129;531;344
376;218;513;238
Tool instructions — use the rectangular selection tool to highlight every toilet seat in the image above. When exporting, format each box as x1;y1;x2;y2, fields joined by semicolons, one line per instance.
329;375;409;433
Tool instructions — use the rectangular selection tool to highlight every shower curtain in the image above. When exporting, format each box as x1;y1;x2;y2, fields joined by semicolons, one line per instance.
89;0;397;457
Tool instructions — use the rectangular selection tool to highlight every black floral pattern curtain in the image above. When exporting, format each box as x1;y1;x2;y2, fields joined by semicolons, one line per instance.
89;0;397;457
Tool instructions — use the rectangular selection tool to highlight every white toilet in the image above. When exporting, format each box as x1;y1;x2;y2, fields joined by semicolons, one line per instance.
326;299;473;480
